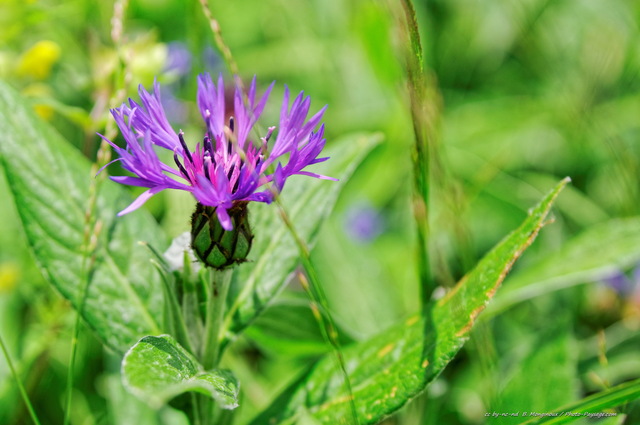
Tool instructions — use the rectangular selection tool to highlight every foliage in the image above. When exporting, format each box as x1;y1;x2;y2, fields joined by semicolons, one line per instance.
1;0;640;424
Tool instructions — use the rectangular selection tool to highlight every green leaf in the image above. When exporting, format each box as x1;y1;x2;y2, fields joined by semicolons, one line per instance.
520;378;640;424
225;133;382;338
0;81;166;353
103;373;190;425
122;335;239;409
251;178;569;425
485;217;640;319
244;292;354;357
493;320;577;416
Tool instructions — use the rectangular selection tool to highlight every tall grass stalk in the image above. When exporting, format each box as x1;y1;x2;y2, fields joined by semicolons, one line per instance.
398;0;438;304
0;334;42;425
64;2;132;424
276;200;360;425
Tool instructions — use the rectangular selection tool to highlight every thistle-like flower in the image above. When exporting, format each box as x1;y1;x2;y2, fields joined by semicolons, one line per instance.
102;73;335;268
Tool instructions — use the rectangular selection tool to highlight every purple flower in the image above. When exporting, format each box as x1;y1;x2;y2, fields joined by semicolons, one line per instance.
604;272;632;295
203;46;221;71
165;42;192;78
603;264;640;297
344;202;385;243
159;86;188;125
101;73;335;230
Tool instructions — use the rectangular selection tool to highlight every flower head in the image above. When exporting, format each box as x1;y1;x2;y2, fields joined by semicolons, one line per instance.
101;73;335;231
165;42;192;78
344;202;385;243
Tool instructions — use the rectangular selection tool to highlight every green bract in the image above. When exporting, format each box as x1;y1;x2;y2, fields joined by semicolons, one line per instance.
191;202;253;269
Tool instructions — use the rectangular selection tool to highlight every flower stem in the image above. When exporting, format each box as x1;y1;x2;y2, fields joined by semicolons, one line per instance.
275;200;360;425
202;268;232;370
197;269;232;425
0;333;42;425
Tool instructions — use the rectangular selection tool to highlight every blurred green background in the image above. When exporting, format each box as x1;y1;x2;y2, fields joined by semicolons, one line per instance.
1;0;639;424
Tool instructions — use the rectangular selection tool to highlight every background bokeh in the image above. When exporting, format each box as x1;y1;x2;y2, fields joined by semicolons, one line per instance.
1;0;639;424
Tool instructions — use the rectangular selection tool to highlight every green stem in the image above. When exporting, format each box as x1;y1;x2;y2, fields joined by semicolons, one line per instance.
64;221;101;425
197;269;232;425
63;308;81;425
275;200;360;425
399;0;437;304
62;0;132;422
201;268;232;370
0;334;42;425
190;393;202;425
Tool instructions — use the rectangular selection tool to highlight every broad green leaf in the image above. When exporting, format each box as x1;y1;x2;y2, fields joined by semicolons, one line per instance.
244;292;354;357
251;178;569;425
520;378;640;424
0;81;166;353
225;133;382;337
492;320;577;421
122;335;239;409
485;217;640;319
103;373;189;425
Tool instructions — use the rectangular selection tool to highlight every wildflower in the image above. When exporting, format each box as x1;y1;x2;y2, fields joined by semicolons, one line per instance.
603;265;640;297
102;73;335;267
165;42;192;79
344;201;385;243
17;40;61;80
203;46;220;72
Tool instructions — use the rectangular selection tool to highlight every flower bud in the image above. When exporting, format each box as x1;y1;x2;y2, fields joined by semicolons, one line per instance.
190;202;253;269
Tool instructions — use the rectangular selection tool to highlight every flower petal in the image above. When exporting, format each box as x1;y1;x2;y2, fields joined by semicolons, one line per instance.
295;171;339;181
216;207;233;231
117;186;165;216
110;175;154;187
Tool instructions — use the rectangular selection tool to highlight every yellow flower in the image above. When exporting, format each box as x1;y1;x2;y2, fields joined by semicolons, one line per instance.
17;40;61;80
0;262;19;293
33;104;54;120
